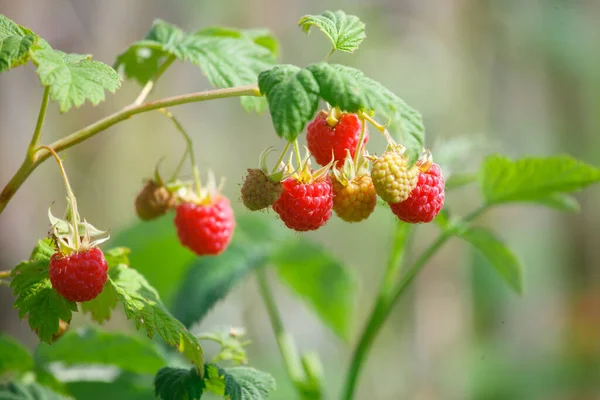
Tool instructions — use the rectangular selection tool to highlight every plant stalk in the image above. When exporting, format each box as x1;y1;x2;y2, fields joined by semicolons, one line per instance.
28;86;50;158
0;84;261;214
133;55;176;105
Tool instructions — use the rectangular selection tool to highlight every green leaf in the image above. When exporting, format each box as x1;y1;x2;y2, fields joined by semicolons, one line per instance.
35;327;166;375
534;193;580;212
31;40;121;112
103;247;131;267
154;367;205;400
258;65;320;140
79;281;117;323
271;238;356;340
115;20;278;112
0;334;34;375
480;155;600;208
173;214;287;327
306;63;424;163
10;243;77;344
298;10;366;54
108;264;203;369
434;208;451;230
0;15;37;72
206;365;276;400
0;381;70;400
458;227;523;293
66;373;153;400
445;172;477;191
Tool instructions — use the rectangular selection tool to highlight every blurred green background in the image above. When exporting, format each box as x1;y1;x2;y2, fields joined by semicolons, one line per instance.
1;0;600;399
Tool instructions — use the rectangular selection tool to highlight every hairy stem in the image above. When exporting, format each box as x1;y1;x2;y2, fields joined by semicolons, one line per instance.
0;84;261;214
133;55;176;106
28;86;50;158
341;208;487;399
158;109;202;196
256;268;314;396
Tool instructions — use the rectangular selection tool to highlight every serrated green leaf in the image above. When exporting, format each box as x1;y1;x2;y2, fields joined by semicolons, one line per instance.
31;41;121;112
271;238;356;340
112;214;196;305
306;63;424;163
258;65;320;140
29;239;56;261
10;249;77;344
35;327;166;375
115;20;277;113
205;365;276;400
172;214;287;327
108;265;203;369
0;334;34;375
298;10;365;54
480;155;600;208
79;281;117;323
0;15;37;72
458;227;523;293
0;381;71;400
154;367;205;400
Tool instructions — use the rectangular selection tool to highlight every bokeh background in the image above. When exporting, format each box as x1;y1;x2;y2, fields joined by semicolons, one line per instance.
1;0;600;399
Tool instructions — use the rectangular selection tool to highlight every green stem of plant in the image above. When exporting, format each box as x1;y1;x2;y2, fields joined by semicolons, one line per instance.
0;270;11;279
341;207;487;400
353;117;368;170
133;55;176;105
38;146;81;249
28;86;50;158
158;109;202;197
256;268;310;394
271;141;292;174
324;47;336;62
0;84;261;214
293;139;302;166
169;148;190;182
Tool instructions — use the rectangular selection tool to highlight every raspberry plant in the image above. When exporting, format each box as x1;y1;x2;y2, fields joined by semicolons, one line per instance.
1;9;600;400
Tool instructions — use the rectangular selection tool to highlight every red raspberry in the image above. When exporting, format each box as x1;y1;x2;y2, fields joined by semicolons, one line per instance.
306;111;368;167
174;197;235;256
49;247;108;302
389;163;445;223
272;176;333;231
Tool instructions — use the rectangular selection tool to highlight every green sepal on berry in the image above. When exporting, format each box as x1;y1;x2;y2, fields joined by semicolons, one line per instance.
331;151;377;222
48;204;109;255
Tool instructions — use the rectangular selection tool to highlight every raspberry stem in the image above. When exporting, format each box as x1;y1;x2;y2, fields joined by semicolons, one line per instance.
27;86;50;159
271;141;292;174
353;115;368;170
133;55;176;106
293;139;302;167
158;108;203;197
361;112;396;146
39;146;81;250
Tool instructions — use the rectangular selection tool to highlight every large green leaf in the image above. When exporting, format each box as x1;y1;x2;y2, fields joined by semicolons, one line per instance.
298;10;366;53
480;155;600;208
172;214;287;327
0;334;33;375
0;382;70;400
271;238;356;340
258;64;320;140
66;374;153;400
458;227;523;294
10;241;77;344
31;40;121;112
108;264;203;369
114;20;278;113
154;367;205;400
35;328;166;375
205;365;276;400
0;15;37;72
111;214;195;305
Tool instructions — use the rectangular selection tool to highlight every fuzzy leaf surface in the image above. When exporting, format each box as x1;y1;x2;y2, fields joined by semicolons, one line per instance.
108;264;203;369
298;10;365;53
154;367;205;400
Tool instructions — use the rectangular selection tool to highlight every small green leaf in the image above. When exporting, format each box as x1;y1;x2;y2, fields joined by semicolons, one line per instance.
298;10;366;54
154;367;205;400
0;334;34;375
0;15;37;72
10;246;77;344
306;63;424;163
173;214;287;327
79;281;117;323
0;381;70;400
271;238;356;340
31;40;121;112
205;365;276;400
480;155;600;208
108;264;203;369
258;65;320;140
103;247;131;267
458;227;523;294
35;327;166;375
